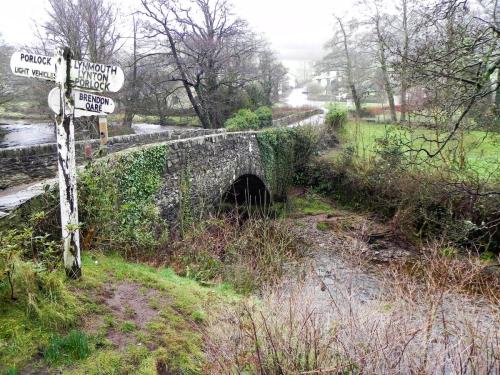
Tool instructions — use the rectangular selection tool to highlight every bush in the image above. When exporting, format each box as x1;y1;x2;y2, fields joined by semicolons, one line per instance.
325;105;347;129
224;109;260;131
255;106;272;128
304;152;500;251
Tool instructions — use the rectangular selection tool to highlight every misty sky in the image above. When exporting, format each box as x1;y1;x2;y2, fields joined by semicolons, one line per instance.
0;0;354;78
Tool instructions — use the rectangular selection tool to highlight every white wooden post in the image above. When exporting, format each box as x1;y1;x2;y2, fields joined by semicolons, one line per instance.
54;47;81;279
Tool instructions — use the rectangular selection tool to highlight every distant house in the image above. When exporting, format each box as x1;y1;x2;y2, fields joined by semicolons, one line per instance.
312;70;347;99
313;70;341;88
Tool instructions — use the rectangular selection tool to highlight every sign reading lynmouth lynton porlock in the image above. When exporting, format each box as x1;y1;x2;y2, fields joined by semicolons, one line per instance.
71;60;125;93
10;48;124;279
10;51;125;93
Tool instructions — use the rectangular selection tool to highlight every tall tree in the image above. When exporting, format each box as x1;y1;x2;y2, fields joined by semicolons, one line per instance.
335;16;363;117
400;0;410;122
362;0;398;122
394;0;499;158
0;36;13;105
141;0;261;128
257;49;288;106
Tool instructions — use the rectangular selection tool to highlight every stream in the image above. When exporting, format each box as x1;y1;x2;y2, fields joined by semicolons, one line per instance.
0;122;194;149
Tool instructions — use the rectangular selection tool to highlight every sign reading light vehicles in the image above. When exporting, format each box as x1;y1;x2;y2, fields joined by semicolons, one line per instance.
10;51;124;93
48;88;115;117
10;51;56;81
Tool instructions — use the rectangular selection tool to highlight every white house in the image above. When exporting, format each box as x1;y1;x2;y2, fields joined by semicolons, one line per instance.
313;70;341;88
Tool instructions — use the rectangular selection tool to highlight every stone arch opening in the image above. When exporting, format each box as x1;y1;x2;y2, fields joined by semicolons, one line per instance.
222;174;271;208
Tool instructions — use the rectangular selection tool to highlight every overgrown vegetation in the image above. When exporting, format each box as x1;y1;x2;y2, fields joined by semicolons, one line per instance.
206;271;499;374
224;106;273;131
170;213;303;294
302;120;500;253
325;104;347;130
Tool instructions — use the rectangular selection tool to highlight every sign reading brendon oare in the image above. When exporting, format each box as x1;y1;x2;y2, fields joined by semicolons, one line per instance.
70;60;124;93
10;52;56;81
48;87;116;117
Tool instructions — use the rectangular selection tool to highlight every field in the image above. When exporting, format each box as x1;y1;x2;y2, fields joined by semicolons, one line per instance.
329;121;500;180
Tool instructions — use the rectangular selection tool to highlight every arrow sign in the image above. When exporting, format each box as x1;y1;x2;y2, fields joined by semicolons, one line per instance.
48;87;115;117
70;60;124;93
10;51;56;81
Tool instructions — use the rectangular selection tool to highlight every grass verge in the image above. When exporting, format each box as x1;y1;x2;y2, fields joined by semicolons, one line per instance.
0;253;239;374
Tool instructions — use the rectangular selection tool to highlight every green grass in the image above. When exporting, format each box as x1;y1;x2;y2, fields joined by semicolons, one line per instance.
0;253;240;374
316;222;329;231
108;113;201;127
119;321;137;333
331;121;499;179
44;330;91;366
289;194;334;216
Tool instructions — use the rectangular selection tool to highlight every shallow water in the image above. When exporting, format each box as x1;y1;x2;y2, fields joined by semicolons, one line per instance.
0;122;194;149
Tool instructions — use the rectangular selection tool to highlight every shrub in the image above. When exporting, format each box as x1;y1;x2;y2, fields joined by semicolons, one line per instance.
325;105;347;129
255;106;272;128
304;152;500;251
224;109;260;131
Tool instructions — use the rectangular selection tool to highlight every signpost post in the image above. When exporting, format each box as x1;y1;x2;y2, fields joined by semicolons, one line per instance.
54;48;81;279
10;48;123;279
99;116;109;146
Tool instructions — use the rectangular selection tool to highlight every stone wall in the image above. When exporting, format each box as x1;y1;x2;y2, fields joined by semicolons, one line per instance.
0;109;321;190
0;129;222;190
272;109;323;126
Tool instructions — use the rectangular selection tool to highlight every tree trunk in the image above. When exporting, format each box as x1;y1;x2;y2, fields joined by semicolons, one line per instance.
155;94;166;125
122;110;135;127
122;18;138;128
495;68;500;118
164;26;211;129
400;0;409;122
376;17;397;122
337;17;362;118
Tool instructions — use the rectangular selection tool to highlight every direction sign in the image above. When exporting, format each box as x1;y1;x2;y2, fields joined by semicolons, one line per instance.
70;60;124;93
48;87;115;117
10;52;56;81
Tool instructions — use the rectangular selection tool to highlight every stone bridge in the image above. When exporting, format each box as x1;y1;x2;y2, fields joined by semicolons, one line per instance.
0;109;323;221
157;131;272;228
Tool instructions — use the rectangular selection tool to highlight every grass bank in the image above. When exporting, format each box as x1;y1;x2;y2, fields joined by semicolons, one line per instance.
0;253;238;374
333;120;499;179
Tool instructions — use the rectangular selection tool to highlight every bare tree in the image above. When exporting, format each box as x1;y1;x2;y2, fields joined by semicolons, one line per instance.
41;0;120;62
393;0;499;160
360;0;398;121
140;0;261;128
400;0;410;122
0;36;13;105
324;16;366;117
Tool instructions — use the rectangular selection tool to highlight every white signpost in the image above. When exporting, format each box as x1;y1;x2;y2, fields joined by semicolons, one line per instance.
10;48;123;279
48;88;116;117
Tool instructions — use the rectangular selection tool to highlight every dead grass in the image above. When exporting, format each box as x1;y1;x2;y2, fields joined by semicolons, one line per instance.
388;242;500;305
205;272;500;374
169;212;304;293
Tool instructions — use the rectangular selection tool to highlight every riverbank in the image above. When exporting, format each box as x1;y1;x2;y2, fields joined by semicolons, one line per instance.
1;190;498;374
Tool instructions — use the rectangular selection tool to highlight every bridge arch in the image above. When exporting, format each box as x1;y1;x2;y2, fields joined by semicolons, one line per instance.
222;174;271;207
